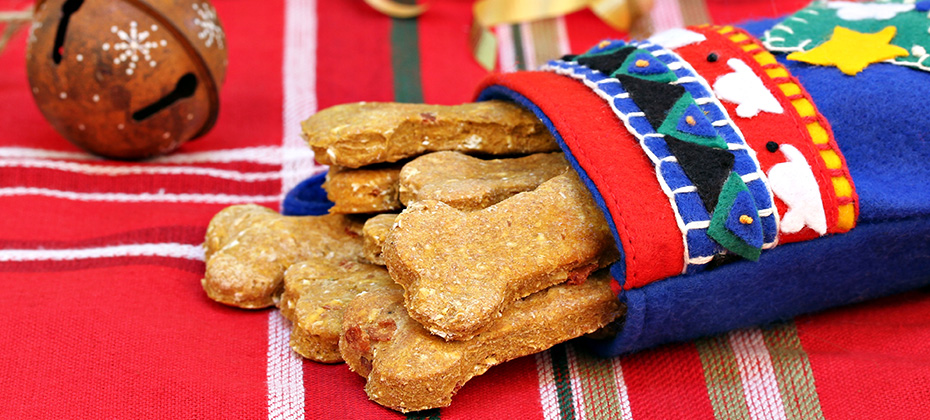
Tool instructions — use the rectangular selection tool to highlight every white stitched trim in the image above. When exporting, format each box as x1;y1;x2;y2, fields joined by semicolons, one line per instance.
672;185;697;194
684;220;711;230
670;76;699;85
688;255;715;265
741;172;762;183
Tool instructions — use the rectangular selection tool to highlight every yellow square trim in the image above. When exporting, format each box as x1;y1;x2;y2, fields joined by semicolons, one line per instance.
806;122;829;144
753;51;777;66
730;33;750;43
779;83;801;97
766;68;789;78
832;176;853;197
791;98;816;117
820;149;843;169
837;204;856;232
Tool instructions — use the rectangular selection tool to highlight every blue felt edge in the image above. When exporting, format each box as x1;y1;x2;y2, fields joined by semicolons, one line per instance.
586;216;930;356
477;85;630;289
281;171;334;216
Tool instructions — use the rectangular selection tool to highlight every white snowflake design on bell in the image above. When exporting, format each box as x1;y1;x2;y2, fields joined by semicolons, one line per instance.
193;3;225;49
101;21;168;76
28;21;42;44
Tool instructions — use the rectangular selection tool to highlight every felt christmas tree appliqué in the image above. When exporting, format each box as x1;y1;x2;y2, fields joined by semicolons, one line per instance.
763;0;930;74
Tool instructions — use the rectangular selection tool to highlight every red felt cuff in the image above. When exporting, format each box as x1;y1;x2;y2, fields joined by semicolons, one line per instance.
477;72;686;288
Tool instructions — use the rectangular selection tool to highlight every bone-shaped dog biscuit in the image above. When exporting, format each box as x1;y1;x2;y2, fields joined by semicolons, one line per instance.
278;258;395;363
399;151;570;210
301;101;559;169
361;213;398;265
383;170;619;340
202;205;365;308
339;270;622;412
323;165;402;214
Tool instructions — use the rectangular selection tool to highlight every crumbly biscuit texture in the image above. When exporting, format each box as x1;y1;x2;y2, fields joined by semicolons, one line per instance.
383;170;619;340
340;271;623;412
361;213;398;266
301;101;559;168
201;205;365;308
278;258;397;363
323;165;403;214
203;204;277;260
399;151;570;210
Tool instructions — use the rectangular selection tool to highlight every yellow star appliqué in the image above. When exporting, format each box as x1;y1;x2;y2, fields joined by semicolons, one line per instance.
787;26;909;76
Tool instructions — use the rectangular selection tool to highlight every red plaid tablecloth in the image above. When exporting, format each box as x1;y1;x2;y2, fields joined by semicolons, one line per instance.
1;0;928;418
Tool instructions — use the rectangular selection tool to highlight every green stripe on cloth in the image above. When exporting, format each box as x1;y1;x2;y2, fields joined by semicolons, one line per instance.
696;335;752;420
390;0;423;103
511;23;527;71
567;344;624;418
762;322;826;420
551;344;576;419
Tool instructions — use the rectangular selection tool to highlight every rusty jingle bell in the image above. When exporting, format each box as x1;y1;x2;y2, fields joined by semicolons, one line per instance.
26;0;228;159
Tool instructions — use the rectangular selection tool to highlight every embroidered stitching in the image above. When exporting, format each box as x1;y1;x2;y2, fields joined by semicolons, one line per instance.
543;41;779;270
714;24;858;232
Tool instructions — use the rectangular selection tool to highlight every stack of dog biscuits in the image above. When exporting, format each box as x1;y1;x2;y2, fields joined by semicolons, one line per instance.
201;101;624;412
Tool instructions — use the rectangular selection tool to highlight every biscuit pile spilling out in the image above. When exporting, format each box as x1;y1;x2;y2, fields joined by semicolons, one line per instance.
201;100;625;412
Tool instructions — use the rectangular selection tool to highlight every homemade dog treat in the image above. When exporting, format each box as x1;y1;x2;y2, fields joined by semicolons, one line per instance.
202;205;365;308
203;204;277;261
323;165;403;214
383;170;619;340
398;151;570;210
340;270;623;412
278;257;396;363
301;100;559;168
361;213;398;266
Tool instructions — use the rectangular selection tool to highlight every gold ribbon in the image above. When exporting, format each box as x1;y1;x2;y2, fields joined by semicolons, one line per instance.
364;0;427;19
471;0;653;70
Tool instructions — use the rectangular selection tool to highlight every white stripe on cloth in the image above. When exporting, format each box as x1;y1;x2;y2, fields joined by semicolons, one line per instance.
729;329;788;420
555;16;571;59
0;187;279;203
0;146;314;165
535;350;561;420
610;357;635;420
496;23;517;73
267;0;316;418
650;0;685;32
281;0;323;200
519;21;538;70
565;344;588;420
0;158;284;181
0;243;204;262
267;310;305;420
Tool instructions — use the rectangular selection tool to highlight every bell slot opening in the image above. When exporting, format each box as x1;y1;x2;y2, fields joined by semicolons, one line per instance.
132;73;199;122
52;0;84;64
